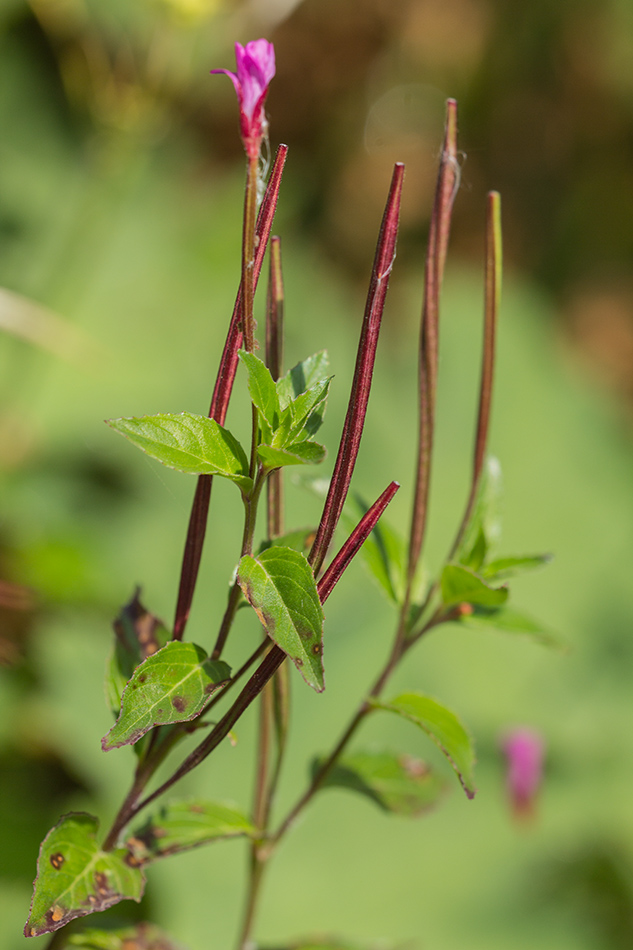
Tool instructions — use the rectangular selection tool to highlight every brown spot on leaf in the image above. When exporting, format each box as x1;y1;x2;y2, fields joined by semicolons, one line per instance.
312;643;321;655
50;905;64;923
152;826;167;838
295;657;303;667
190;805;205;813
95;871;110;895
171;696;187;713
138;674;146;684
49;852;65;870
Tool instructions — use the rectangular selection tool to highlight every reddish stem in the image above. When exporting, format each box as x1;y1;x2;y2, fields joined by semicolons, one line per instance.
308;163;404;577
407;100;459;586
126;480;399;822
173;145;288;640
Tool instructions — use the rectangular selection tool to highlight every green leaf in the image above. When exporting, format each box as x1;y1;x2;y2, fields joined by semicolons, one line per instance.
24;813;145;938
258;440;326;470
277;350;330;407
343;494;405;604
102;642;230;750
456;456;502;565
238;546;325;692
239;350;283;428
105;588;170;716
258;527;316;557
461;527;487;572
482;553;553;582
285;377;331;441
441;563;508;608
106;412;252;491
370;693;477;798
126;799;255;863
459;605;566;650
314;750;448;816
68;923;183;950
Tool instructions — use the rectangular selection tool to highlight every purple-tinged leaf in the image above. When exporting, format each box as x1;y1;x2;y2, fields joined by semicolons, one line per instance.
309;163;404;576
24;813;145;937
106;589;170;715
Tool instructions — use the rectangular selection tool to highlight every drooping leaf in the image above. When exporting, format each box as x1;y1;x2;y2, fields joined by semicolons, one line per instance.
68;923;183;950
343;494;405;604
441;563;508;609
105;588;170;715
258;527;317;557
277;350;330;407
459;605;566;650
106;412;252;491
313;750;447;816
370;693;477;798
24;813;145;938
238;546;325;691
102;642;230;750
456;455;502;565
258;440;326;470
482;553;553;582
126;800;255;863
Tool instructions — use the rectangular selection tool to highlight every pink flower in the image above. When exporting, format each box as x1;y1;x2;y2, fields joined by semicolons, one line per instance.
501;728;544;819
211;40;276;159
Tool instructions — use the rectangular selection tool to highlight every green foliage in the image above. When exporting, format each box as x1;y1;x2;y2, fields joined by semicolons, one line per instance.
24;814;145;937
126;799;255;863
276;351;330;406
441;563;508;609
481;553;553;582
370;693;476;798
238;546;325;691
343;495;405;604
258;441;326;469
102;642;230;751
239;350;329;467
455;456;502;567
459;605;566;650
106;413;252;491
314;750;447;816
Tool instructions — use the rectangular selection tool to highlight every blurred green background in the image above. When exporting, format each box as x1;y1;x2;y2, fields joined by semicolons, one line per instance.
1;0;633;948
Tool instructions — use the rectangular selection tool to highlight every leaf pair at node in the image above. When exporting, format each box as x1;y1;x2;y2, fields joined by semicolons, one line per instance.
239;349;330;470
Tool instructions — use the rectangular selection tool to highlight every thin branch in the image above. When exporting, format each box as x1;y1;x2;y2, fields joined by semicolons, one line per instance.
173;144;288;640
407;101;459;586
119;481;399;832
449;190;502;559
309;163;404;577
266;236;284;538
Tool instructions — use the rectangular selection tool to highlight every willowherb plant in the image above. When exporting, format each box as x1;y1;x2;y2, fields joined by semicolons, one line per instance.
24;39;554;950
